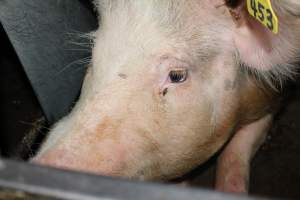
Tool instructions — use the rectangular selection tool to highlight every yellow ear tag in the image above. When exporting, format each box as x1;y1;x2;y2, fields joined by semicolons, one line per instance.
247;0;279;34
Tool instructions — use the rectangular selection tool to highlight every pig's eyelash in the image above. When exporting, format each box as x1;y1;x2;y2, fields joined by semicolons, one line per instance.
168;69;188;83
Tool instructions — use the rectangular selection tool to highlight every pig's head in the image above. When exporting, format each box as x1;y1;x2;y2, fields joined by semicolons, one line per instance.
33;0;300;180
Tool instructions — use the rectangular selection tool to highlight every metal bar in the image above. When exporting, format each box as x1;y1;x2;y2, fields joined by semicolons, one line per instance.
0;159;270;200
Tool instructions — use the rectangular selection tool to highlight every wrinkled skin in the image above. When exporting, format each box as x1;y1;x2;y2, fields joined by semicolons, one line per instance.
33;0;300;193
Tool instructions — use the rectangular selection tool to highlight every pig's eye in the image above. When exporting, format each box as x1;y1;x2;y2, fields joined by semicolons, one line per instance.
168;69;188;83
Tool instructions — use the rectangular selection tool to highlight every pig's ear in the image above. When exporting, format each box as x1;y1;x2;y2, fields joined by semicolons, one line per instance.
228;0;300;77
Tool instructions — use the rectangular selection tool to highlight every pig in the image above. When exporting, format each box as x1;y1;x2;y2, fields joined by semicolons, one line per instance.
32;0;300;193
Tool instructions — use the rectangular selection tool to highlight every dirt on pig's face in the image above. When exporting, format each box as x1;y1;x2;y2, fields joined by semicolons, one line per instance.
33;0;276;180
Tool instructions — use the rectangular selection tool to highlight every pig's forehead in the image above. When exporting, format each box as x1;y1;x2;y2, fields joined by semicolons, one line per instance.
97;0;227;32
93;0;230;63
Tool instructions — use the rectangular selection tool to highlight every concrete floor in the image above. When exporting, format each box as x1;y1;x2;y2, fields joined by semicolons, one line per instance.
1;22;300;199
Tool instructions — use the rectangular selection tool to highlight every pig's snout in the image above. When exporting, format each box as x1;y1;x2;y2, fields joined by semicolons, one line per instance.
33;149;93;172
32;119;129;176
32;137;130;177
32;111;159;180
